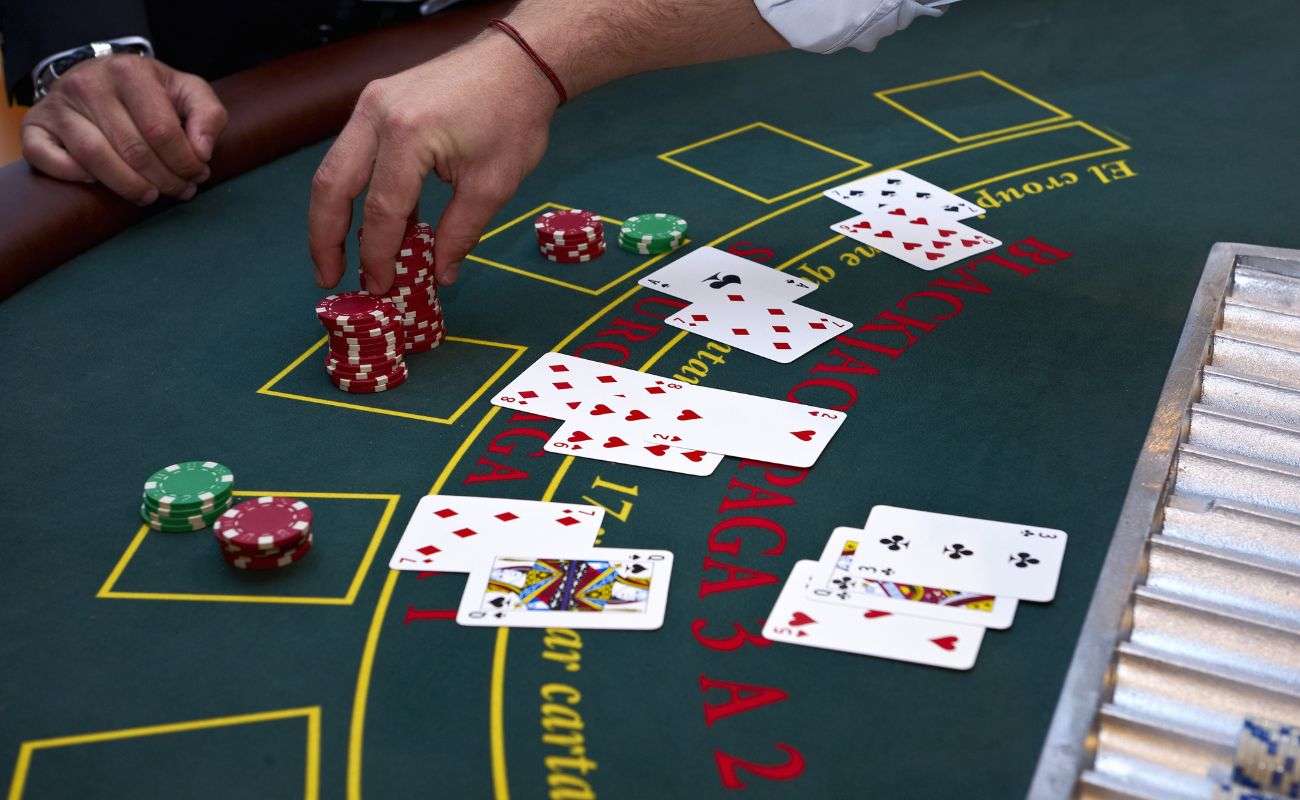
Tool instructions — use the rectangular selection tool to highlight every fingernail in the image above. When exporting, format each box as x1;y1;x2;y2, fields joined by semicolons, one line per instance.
197;135;214;161
139;188;160;206
441;261;461;285
180;184;198;201
197;166;211;183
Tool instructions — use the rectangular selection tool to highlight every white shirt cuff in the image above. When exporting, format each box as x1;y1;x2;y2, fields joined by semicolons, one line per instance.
755;0;951;54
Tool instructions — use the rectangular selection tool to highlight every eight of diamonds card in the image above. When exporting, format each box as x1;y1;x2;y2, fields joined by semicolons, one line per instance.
569;384;847;468
664;300;851;364
810;527;1018;629
389;495;603;572
762;560;983;670
491;352;691;420
456;547;673;630
852;507;1068;602
831;212;999;271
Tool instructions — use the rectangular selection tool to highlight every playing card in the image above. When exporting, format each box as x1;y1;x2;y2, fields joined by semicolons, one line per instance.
810;527;1018;629
824;169;982;220
763;561;983;670
389;495;603;572
638;246;818;304
665;300;851;364
852;506;1068;602
491;352;689;420
456;547;673;630
568;382;847;468
546;416;723;475
831;212;1000;271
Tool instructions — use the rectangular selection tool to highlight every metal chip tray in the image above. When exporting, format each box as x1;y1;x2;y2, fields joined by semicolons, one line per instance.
1028;243;1300;799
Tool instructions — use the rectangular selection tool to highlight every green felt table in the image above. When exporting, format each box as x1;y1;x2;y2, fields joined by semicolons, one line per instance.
3;2;1300;798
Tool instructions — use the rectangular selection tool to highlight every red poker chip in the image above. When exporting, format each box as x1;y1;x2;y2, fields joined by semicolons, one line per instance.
540;235;604;254
324;314;399;335
545;248;605;263
535;209;602;243
391;269;434;288
331;364;409;393
328;345;402;361
327;348;405;367
323;353;403;372
330;322;401;342
388;290;438;311
329;333;403;352
223;533;314;570
405;331;446;353
541;241;607;259
326;360;405;381
214;496;313;551
316;292;398;328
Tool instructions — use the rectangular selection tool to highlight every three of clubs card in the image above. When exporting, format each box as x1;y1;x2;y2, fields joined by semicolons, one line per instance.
764;506;1069;669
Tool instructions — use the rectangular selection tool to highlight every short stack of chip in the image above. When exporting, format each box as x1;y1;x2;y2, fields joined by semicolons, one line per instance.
214;496;314;570
140;461;235;531
535;209;606;263
360;221;447;353
618;212;687;256
316;291;409;393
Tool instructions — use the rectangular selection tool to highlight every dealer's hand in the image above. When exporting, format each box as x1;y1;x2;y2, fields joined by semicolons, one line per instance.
21;55;226;205
309;33;557;293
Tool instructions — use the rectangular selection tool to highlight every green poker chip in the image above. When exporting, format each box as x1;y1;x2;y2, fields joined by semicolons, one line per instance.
619;213;687;244
140;498;231;532
142;461;235;512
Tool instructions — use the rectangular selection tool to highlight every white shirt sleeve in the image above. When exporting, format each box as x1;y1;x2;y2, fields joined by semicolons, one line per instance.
754;0;953;54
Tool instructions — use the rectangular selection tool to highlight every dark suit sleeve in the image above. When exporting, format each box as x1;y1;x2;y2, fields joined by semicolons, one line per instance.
0;0;152;105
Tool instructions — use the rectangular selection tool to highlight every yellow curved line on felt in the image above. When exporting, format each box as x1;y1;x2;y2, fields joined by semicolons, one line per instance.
348;115;1129;800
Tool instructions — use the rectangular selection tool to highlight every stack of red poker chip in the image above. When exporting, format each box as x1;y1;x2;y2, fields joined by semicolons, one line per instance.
535;209;606;263
213;496;314;571
359;221;447;353
315;291;409;393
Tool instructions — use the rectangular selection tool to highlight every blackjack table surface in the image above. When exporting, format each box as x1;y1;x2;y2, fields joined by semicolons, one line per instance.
2;2;1298;798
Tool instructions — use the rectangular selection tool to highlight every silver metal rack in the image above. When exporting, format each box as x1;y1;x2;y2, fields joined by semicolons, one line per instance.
1029;243;1300;799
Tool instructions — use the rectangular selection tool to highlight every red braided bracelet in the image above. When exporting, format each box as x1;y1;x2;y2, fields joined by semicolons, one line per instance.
489;18;568;106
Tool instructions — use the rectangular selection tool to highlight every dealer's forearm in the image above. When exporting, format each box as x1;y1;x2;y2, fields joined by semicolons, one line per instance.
502;0;790;97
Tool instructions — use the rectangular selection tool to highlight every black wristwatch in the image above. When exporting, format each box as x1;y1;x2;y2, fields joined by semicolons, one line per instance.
32;36;154;101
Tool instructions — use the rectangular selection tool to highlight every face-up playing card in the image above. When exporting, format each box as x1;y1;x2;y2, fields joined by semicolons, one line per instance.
824;169;982;220
832;212;1000;271
811;527;1017;629
572;382;847;468
638;246;818;305
389;495;603;572
492;352;689;420
852;507;1068;601
546;416;723;475
665;300;851;364
456;547;672;630
763;561;983;670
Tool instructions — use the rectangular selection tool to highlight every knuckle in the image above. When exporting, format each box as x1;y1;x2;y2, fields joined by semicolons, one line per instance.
118;138;154;171
357;81;388;113
106;55;142;79
140;119;180;147
385;108;422;136
311;164;340;197
362;194;403;222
